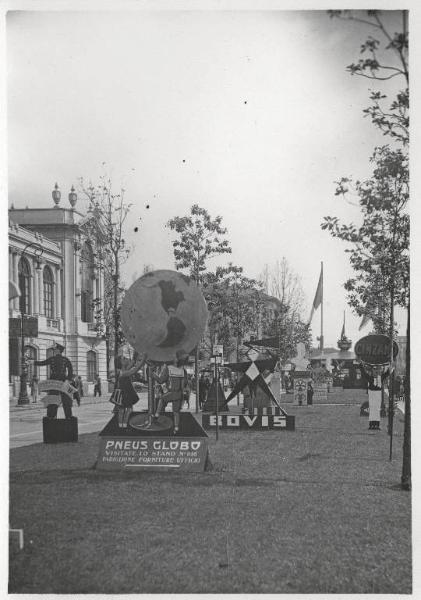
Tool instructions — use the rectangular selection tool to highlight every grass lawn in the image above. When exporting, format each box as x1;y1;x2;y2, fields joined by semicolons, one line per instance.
9;390;411;594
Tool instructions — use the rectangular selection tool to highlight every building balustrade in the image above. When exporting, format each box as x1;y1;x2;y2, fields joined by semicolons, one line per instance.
46;318;60;330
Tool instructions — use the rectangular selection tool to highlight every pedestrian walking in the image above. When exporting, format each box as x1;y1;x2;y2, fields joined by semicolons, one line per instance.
307;381;314;405
76;375;84;402
94;374;102;397
71;377;81;407
198;374;207;409
30;375;39;403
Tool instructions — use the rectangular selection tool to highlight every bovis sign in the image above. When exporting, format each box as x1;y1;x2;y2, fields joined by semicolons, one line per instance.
202;413;295;431
354;334;399;365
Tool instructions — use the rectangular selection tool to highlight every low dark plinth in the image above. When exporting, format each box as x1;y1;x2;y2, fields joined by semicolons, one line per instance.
97;411;210;472
43;417;78;443
202;411;295;431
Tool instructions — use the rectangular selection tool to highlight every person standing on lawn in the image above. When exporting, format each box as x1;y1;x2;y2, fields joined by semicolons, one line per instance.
152;350;189;435
33;343;74;419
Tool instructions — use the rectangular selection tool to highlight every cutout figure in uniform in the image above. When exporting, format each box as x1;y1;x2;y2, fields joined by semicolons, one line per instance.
114;352;147;428
152;350;189;435
34;343;74;419
359;361;391;430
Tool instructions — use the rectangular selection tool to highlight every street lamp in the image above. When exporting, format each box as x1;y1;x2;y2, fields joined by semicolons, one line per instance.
18;242;43;405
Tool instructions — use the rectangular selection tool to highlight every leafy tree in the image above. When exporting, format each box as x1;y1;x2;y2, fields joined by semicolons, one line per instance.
167;205;232;409
259;259;311;362
220;265;265;362
322;145;409;330
328;10;408;146
79;175;132;382
167;204;232;283
260;258;306;319
324;10;410;488
324;10;409;331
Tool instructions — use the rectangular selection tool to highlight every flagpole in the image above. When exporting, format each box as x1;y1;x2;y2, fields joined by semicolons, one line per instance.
320;261;324;352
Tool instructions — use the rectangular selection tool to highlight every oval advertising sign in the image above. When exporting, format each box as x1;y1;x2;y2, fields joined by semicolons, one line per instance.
354;334;399;365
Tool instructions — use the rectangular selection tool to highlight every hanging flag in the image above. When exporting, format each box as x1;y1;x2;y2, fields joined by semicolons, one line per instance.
308;266;323;324
359;314;371;331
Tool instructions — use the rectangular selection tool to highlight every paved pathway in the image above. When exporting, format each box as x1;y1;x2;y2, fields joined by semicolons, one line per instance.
9;392;202;448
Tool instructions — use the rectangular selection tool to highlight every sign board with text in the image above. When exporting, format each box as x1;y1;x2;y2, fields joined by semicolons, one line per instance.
97;411;210;472
9;317;39;338
354;334;399;365
97;436;209;471
202;412;295;431
211;345;223;364
38;379;77;400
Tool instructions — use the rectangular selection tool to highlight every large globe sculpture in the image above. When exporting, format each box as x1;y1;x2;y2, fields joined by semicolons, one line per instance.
120;270;208;363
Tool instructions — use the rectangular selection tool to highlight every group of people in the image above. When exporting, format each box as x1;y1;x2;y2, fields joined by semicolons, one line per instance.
112;349;190;434
28;342;193;434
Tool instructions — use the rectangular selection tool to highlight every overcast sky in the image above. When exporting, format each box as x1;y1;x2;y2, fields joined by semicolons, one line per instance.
6;7;408;348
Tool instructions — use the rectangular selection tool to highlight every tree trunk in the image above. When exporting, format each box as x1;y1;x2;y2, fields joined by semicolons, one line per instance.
105;325;110;379
401;303;410;490
113;255;119;391
195;345;199;413
387;277;395;461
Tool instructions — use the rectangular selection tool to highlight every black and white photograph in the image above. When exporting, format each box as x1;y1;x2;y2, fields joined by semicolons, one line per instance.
4;1;414;594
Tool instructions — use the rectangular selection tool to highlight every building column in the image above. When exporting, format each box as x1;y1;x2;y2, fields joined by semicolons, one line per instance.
56;266;62;319
75;247;82;320
33;260;39;314
12;252;19;310
38;261;44;316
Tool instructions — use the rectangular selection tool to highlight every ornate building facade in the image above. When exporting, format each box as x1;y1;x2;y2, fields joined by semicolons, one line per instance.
9;185;108;398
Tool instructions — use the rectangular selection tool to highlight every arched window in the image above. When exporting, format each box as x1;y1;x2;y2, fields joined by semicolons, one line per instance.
81;243;94;323
46;346;56;379
18;257;31;315
43;266;54;318
25;346;38;381
87;350;97;382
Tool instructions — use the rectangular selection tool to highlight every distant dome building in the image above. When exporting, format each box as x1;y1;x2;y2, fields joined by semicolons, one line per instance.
309;314;365;389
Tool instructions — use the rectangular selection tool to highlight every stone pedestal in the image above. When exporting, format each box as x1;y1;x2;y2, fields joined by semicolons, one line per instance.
43;417;78;443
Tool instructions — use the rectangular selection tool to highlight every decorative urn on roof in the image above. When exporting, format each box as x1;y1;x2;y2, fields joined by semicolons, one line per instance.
68;185;77;208
52;183;61;207
337;335;352;352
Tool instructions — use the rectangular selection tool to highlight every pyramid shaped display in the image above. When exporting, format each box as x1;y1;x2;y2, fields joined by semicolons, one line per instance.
202;380;229;412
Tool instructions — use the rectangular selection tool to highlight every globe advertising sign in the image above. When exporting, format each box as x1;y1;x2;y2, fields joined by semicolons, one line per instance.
120;269;208;362
354;334;399;365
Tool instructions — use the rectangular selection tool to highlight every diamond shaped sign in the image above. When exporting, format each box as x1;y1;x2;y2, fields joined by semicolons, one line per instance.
245;361;260;381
